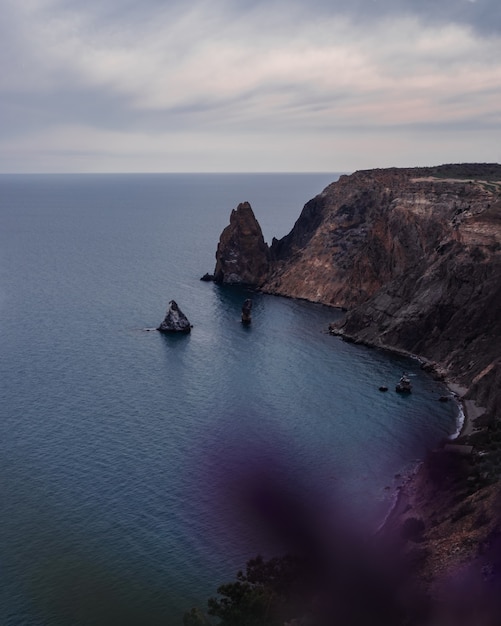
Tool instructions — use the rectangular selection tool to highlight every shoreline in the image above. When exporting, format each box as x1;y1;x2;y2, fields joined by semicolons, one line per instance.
329;325;488;443
328;332;489;538
446;381;486;438
375;463;422;536
328;326;478;440
378;379;487;539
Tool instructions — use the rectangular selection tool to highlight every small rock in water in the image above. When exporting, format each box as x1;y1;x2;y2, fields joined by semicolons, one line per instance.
157;300;192;333
241;298;252;325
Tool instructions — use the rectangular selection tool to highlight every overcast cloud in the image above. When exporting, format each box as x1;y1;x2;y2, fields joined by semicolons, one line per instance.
1;0;500;172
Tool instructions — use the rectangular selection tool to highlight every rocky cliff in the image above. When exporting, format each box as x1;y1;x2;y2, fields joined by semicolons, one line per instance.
264;165;501;420
212;166;500;420
270;164;501;600
294;164;501;603
209;163;501;616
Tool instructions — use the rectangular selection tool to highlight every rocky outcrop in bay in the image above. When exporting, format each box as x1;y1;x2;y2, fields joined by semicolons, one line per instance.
213;202;270;286
157;300;192;333
241;298;252;325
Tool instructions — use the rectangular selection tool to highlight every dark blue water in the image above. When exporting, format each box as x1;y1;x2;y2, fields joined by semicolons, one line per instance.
0;174;457;625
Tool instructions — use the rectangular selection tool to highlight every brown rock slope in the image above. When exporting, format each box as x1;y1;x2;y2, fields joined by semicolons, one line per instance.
264;164;501;421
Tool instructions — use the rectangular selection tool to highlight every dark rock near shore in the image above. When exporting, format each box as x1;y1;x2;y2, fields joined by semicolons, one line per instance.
241;298;252;324
213;202;270;286
157;300;192;333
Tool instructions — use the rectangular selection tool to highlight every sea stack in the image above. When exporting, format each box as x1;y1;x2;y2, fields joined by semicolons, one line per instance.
157;300;192;333
241;298;252;325
213;202;270;286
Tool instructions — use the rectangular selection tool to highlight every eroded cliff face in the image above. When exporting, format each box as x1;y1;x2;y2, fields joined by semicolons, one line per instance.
263;164;501;418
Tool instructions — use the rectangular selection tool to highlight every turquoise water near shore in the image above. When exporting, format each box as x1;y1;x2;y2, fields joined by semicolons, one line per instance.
0;174;457;624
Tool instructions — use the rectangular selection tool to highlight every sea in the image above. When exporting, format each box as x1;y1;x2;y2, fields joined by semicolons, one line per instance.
0;173;458;625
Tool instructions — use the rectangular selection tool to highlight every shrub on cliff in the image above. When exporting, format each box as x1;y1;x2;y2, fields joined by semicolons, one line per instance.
205;555;308;626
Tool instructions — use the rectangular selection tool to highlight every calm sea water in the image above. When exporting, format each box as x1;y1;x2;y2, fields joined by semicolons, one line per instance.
0;174;457;625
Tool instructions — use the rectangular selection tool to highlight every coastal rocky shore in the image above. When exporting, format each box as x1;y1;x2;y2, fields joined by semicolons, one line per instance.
210;164;501;606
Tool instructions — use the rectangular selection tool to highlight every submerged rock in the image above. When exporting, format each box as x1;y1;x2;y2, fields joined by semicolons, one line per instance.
157;300;192;333
241;298;252;325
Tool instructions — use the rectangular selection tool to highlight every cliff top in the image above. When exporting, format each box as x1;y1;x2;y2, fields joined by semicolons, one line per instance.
354;163;501;181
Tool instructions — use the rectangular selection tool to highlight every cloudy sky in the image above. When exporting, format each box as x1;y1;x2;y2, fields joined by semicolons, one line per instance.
1;0;500;173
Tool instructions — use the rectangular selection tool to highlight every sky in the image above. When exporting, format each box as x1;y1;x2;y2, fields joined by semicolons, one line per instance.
1;0;501;173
